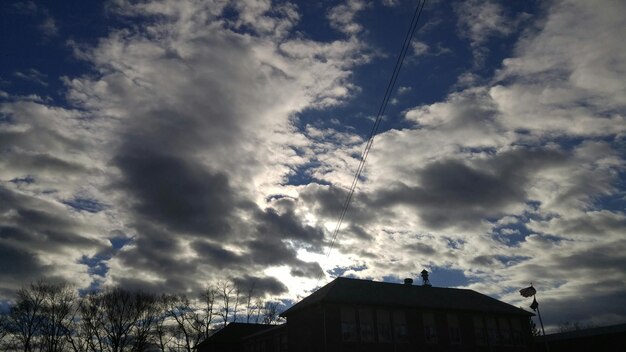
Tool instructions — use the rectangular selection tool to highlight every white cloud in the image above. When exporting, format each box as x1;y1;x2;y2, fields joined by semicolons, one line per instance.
0;0;368;297
14;68;48;86
295;0;626;328
454;0;512;45
411;40;429;56
39;15;58;37
327;0;368;35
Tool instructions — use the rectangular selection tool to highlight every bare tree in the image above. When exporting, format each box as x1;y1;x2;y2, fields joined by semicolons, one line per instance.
39;282;76;352
244;283;256;324
253;298;264;324
77;288;155;352
529;317;540;337
198;285;217;340
165;294;204;352
130;292;159;352
262;301;281;325
79;292;107;352
63;296;89;352
231;287;241;323
217;281;235;327
152;295;174;352
9;280;48;351
1;278;284;351
0;311;12;351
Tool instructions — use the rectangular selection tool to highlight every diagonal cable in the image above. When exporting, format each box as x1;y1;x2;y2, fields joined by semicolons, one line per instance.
318;0;428;285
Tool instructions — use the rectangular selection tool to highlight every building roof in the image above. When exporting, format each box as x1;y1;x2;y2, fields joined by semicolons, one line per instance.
195;323;276;349
281;277;533;317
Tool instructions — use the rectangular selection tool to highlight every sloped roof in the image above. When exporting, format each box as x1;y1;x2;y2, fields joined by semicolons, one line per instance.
195;322;275;348
281;277;533;317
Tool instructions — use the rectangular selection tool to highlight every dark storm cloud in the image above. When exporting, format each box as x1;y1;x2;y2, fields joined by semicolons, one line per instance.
232;275;288;296
555;241;626;273
0;239;48;278
290;261;324;278
109;161;329;291
0;185;107;294
192;211;322;277
246;238;296;266
373;148;566;229
192;241;246;269
409;243;437;256
2;150;88;175
115;227;196;275
0;186;103;250
115;152;238;238
254;207;326;250
346;225;373;241
298;183;382;226
543;288;626;328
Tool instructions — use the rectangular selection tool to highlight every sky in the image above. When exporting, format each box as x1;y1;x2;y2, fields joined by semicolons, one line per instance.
1;0;625;331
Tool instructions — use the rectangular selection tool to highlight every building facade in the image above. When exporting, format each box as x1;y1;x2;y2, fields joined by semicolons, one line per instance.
198;277;534;352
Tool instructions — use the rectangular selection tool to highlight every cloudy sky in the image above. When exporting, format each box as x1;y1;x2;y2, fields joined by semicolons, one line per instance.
1;0;625;330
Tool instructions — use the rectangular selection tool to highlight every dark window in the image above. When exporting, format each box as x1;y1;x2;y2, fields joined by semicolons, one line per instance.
499;317;512;344
279;334;288;352
511;318;522;345
376;309;392;342
447;314;461;344
423;312;438;344
341;306;358;341
473;316;487;345
486;317;498;345
359;308;375;342
393;311;408;342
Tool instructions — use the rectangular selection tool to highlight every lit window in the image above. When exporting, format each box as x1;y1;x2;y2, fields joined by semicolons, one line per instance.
341;307;357;341
423;312;438;344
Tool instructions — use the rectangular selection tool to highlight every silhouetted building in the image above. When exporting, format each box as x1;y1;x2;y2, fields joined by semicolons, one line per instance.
195;322;286;352
197;276;534;352
534;323;626;352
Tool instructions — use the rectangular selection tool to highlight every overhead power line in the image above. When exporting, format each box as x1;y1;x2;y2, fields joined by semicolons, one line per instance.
318;0;428;285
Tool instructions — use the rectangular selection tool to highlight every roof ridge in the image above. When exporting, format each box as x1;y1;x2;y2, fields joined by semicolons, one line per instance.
282;276;533;317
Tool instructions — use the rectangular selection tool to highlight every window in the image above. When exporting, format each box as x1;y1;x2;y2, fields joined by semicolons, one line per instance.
511;318;522;345
376;309;392;342
486;317;498;345
473;316;487;345
279;334;288;352
423;312;438;344
498;318;512;344
358;308;375;342
393;311;409;342
341;307;357;341
447;314;461;344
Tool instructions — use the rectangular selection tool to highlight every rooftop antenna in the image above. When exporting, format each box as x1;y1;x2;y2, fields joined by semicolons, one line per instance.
421;269;432;287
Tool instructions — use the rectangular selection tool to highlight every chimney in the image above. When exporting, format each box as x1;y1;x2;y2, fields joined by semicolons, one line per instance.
421;269;432;287
404;278;413;286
